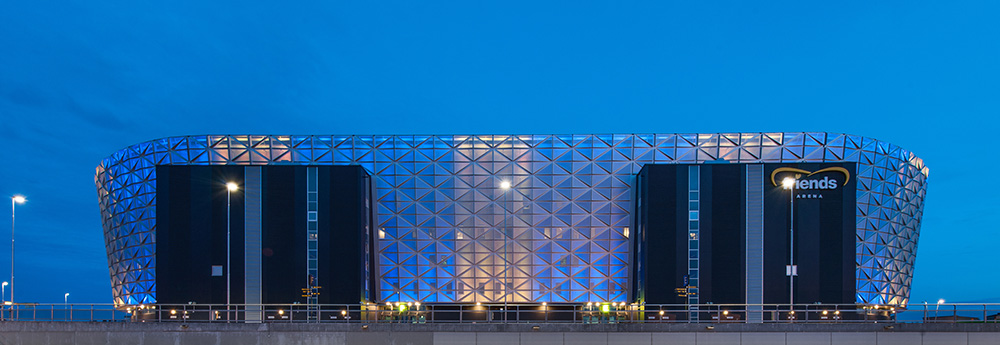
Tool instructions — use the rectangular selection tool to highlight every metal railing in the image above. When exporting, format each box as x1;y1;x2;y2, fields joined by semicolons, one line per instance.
2;303;999;324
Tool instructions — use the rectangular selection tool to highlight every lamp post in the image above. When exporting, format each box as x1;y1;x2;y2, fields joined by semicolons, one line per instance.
1;280;6;320
781;178;796;310
64;293;69;307
500;180;511;321
225;182;238;322
10;195;25;309
936;298;945;320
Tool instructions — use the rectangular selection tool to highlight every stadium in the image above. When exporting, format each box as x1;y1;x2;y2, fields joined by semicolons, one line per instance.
95;133;927;319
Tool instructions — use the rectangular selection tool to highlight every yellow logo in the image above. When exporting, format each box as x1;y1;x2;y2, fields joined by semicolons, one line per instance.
769;167;850;187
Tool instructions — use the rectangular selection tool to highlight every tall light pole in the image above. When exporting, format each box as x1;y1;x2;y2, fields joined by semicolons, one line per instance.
781;178;796;309
10;195;25;308
1;281;5;321
499;180;511;321
226;182;238;322
64;293;69;305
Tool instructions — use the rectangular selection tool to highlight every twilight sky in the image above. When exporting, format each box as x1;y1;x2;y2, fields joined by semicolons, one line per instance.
0;1;998;305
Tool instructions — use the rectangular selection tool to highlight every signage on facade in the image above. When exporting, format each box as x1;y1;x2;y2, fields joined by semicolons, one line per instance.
769;167;850;190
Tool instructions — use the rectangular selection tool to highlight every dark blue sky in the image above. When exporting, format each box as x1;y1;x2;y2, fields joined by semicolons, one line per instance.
1;1;997;305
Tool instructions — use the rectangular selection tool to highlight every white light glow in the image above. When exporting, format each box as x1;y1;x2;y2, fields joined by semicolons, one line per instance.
782;177;795;190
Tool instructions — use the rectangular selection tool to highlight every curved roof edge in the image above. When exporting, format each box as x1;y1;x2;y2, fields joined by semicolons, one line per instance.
96;132;929;178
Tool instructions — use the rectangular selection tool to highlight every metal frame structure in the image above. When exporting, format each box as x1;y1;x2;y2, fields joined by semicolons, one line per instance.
95;133;928;308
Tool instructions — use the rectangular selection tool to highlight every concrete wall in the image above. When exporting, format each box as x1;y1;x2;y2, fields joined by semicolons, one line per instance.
1;322;998;345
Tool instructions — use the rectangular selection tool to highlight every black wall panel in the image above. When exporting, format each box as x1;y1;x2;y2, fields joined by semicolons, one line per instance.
634;165;683;304
260;166;304;304
702;164;745;304
636;163;856;306
762;163;856;305
318;167;369;304
156;165;370;305
156;166;245;305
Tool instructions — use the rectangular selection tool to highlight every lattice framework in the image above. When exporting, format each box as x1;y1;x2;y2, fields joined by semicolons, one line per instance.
95;133;928;306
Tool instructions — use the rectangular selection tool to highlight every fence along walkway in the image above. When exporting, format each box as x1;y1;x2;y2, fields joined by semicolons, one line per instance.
2;303;998;324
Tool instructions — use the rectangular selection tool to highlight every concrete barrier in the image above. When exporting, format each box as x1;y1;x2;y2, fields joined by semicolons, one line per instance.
1;322;998;344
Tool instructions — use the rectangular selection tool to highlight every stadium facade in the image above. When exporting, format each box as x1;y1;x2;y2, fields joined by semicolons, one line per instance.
95;133;928;309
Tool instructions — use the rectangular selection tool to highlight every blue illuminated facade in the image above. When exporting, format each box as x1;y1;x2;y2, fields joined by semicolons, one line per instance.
96;133;928;307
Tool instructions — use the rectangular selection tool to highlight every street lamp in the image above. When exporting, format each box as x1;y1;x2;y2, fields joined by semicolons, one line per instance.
936;298;945;319
64;293;69;310
781;177;796;309
10;195;25;307
0;281;5;321
225;182;238;322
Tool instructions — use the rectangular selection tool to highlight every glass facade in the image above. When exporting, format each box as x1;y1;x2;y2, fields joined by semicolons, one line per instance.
96;133;928;307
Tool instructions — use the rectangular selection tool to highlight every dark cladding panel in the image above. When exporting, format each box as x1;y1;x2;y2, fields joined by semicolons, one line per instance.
636;162;856;306
157;165;372;306
702;164;745;305
260;165;372;304
156;165;245;305
633;165;684;304
318;165;371;304
260;166;305;304
762;163;857;305
636;164;748;305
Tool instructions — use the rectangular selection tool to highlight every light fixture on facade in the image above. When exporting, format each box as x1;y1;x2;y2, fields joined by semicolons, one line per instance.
782;177;795;190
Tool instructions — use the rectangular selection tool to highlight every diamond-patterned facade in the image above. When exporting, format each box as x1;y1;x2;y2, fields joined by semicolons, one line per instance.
95;133;928;307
